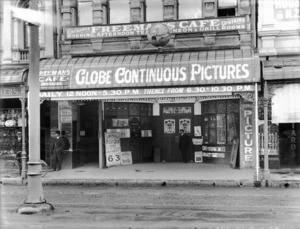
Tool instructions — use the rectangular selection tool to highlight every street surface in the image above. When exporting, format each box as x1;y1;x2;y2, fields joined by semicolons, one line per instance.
1;185;300;229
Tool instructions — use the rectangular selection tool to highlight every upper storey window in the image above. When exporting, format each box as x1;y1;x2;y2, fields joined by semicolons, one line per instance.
78;0;93;25
218;0;237;16
179;0;202;19
110;0;130;24
147;0;163;21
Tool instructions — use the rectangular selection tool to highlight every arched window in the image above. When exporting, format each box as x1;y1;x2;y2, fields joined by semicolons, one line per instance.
146;0;163;22
78;0;93;25
179;0;202;20
109;0;130;24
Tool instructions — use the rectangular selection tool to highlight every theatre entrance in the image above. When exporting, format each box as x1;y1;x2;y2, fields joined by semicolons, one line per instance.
161;104;194;162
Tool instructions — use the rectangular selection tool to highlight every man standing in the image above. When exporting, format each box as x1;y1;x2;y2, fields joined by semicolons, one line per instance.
61;131;70;150
179;129;192;163
51;130;65;171
13;131;23;168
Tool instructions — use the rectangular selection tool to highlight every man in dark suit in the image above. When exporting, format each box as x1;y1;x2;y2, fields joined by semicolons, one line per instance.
61;130;70;150
179;129;192;163
13;131;23;170
51;130;65;171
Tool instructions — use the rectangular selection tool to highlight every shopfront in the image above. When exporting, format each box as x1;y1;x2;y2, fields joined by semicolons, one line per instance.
261;59;300;167
39;49;260;169
0;68;27;168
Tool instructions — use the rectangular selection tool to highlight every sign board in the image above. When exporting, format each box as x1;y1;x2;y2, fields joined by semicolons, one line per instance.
230;138;239;168
0;86;23;99
195;151;203;163
40;62;255;90
141;130;152;137
105;132;121;167
121;151;133;165
65;16;248;40
192;137;203;145
40;85;255;99
107;129;130;138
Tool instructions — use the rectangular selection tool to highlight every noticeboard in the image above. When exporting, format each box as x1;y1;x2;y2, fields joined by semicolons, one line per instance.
105;132;121;167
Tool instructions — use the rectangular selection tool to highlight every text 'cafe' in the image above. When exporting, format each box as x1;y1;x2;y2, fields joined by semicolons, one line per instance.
39;50;260;169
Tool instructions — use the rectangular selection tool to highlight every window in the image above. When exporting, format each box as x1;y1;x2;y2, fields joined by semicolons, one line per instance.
218;0;237;16
24;23;30;48
146;0;163;22
110;0;130;24
202;100;239;145
78;0;93;25
179;0;202;19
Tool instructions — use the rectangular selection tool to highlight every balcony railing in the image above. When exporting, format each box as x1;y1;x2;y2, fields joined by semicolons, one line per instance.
20;49;29;62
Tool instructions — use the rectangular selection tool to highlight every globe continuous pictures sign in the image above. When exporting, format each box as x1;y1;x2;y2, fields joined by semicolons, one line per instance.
65;16;248;40
39;61;256;90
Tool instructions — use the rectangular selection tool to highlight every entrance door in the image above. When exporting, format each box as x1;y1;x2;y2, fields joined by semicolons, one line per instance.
161;104;193;162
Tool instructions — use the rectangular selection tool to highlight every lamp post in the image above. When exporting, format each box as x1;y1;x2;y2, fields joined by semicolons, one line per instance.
263;80;271;186
17;0;53;214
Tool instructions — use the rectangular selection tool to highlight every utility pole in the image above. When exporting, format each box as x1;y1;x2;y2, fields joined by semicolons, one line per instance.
17;0;53;214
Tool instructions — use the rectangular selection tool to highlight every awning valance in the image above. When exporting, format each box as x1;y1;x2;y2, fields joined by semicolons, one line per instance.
0;68;27;99
39;49;260;90
264;59;300;81
0;68;28;85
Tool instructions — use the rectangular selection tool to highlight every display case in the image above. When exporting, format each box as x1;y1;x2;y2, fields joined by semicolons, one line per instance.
0;108;27;156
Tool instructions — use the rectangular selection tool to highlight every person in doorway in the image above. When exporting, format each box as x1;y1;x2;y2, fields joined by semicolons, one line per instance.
13;131;23;168
179;129;192;163
51;130;65;171
61;131;70;150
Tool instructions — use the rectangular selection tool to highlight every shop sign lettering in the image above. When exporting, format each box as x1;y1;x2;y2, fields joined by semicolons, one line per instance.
39;69;71;88
39;60;256;90
244;109;253;162
39;85;254;99
0;87;21;97
70;63;251;89
291;127;296;158
274;0;300;21
66;16;248;40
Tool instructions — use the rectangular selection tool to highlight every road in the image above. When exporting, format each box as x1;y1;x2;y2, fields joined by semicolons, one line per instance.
1;185;300;229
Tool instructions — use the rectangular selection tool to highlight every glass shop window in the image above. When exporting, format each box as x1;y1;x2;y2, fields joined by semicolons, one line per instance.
78;0;93;25
146;0;163;21
202;100;239;145
179;0;202;19
218;0;237;16
110;0;130;24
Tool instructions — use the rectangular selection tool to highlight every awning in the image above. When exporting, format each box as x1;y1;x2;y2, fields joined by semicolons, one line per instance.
272;83;300;123
39;49;260;91
0;68;28;99
0;68;28;85
264;59;300;81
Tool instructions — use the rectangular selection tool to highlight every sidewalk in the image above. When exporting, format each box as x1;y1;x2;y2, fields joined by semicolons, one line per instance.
1;162;300;188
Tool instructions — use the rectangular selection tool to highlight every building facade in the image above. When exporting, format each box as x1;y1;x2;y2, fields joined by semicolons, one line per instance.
39;0;260;170
1;0;262;171
258;0;300;168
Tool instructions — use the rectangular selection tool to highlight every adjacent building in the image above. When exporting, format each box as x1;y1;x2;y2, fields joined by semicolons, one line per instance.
258;0;300;168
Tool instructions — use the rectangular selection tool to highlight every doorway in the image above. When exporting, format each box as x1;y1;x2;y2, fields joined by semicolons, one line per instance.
161;104;193;162
79;101;99;164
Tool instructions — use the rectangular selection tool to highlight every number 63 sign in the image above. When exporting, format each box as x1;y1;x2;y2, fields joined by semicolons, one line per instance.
106;152;121;167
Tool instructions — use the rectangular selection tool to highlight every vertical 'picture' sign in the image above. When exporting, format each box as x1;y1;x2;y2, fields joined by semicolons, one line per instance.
105;132;121;167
